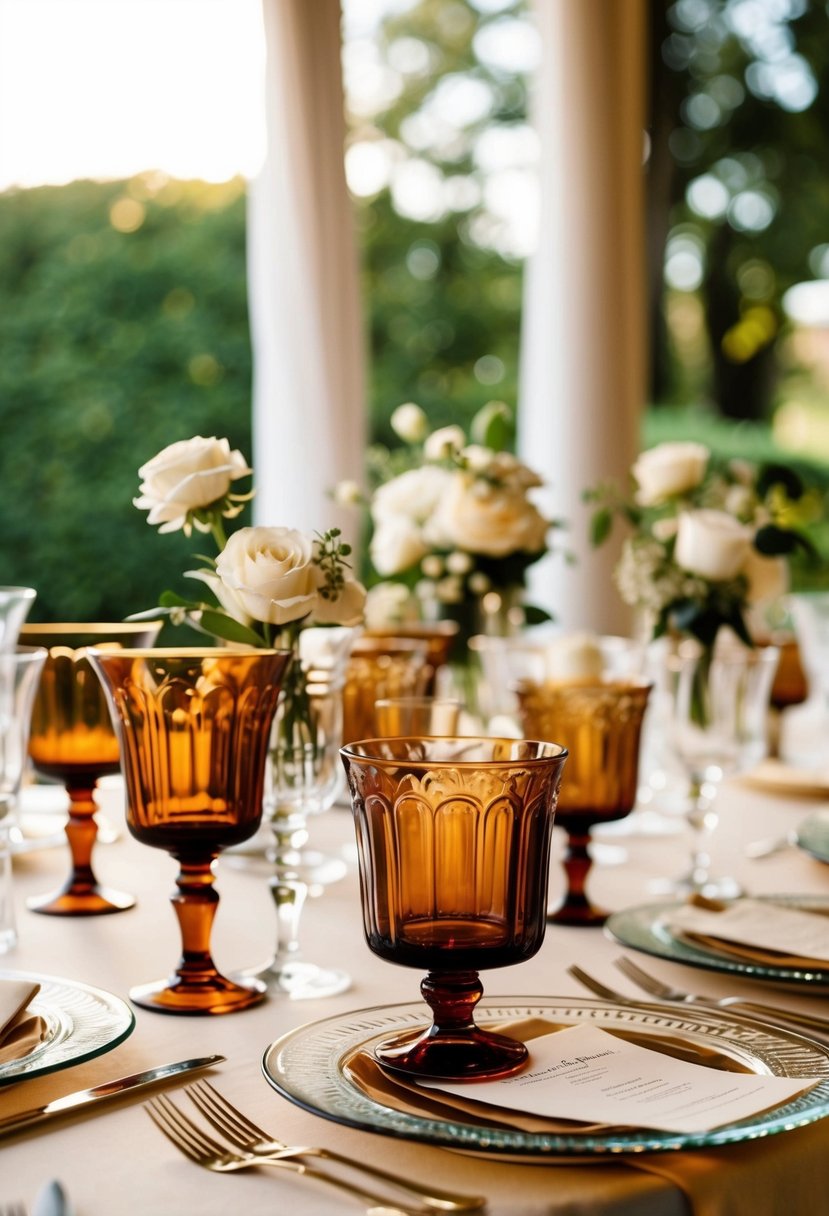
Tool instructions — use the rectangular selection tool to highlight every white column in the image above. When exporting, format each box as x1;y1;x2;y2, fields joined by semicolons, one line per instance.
519;0;647;634
248;0;366;544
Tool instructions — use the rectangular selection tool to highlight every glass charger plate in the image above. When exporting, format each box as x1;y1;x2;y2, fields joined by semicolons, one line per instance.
797;811;829;864
261;996;829;1157
0;970;135;1086
606;895;829;989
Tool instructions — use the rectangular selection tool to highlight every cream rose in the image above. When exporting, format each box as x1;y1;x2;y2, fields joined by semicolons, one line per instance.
632;441;709;507
424;425;466;462
134;436;252;533
370;517;428;576
390;402;429;444
209;526;320;626
310;575;367;627
674;509;751;581
371;466;451;525
426;473;548;557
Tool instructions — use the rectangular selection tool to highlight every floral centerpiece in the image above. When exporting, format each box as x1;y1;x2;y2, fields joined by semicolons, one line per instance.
336;401;555;647
132;435;366;743
585;440;814;651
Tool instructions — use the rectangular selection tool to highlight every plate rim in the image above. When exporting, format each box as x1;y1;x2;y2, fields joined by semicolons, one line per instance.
0;968;135;1086
605;894;829;987
260;995;829;1157
797;811;829;865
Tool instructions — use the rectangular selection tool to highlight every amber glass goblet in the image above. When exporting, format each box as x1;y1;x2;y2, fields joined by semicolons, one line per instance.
516;678;651;927
342;637;430;746
90;648;290;1014
340;736;567;1081
21;622;161;916
366;622;459;695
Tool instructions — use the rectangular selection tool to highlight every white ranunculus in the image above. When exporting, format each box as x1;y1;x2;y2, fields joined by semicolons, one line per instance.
371;466;451;525
370;517;428;576
134;436;252;533
632;441;709;507
426;472;549;558
424;425;466;462
210;526;320;626
674;509;752;581
390;402;429;444
743;547;789;605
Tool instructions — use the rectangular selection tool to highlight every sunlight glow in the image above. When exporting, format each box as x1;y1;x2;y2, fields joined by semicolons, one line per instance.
0;0;265;191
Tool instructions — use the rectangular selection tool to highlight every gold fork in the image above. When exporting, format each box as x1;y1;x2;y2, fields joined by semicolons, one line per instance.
145;1092;429;1216
185;1078;485;1213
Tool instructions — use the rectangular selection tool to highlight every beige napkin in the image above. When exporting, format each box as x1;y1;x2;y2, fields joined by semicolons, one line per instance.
673;895;829;969
0;979;47;1064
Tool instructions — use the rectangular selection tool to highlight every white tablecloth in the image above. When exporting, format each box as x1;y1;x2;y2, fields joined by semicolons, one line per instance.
2;774;828;1215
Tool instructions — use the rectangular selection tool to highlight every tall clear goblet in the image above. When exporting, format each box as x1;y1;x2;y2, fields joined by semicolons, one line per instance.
90;647;290;1014
340;736;568;1081
661;639;779;899
248;626;359;1000
22;621;161;915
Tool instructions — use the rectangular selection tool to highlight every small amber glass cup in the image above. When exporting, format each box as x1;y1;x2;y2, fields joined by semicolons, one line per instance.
516;678;651;927
22;621;162;916
342;637;430;745
374;696;462;736
90;647;291;1014
340;736;567;1081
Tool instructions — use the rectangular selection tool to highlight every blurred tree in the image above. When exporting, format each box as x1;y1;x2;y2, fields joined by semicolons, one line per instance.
649;0;829;421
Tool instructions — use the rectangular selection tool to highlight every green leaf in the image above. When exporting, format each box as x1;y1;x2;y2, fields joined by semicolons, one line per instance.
523;604;553;625
198;610;264;648
159;589;196;608
125;605;176;622
757;464;804;500
470;401;514;452
590;508;613;547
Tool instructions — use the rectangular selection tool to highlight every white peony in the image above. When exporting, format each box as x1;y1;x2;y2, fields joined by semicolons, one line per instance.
674;509;752;581
134;436;251;533
427;472;548;558
632;441;709;507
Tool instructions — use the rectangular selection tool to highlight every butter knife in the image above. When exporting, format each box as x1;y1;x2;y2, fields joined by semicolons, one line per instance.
0;1054;225;1140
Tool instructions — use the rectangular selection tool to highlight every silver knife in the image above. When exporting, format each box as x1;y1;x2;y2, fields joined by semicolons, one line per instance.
0;1054;225;1140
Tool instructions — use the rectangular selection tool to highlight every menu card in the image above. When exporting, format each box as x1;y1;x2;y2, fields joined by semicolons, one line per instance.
666;899;829;964
419;1025;820;1133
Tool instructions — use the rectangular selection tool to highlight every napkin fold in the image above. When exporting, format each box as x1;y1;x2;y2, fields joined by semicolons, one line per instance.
0;978;48;1064
669;896;829;969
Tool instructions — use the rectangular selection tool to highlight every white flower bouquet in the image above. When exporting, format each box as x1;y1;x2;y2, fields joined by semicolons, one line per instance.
586;440;815;648
337;402;555;638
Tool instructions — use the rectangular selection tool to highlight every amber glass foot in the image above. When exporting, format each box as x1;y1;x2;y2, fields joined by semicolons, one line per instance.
374;970;528;1081
28;786;134;916
133;856;266;1015
547;823;608;927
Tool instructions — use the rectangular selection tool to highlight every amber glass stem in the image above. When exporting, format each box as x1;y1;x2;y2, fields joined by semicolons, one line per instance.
421;969;485;1034
170;856;222;986
550;822;607;927
64;783;102;895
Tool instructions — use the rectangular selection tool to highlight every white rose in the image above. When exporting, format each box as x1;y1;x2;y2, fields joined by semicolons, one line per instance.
632;441;709;506
390;402;429;444
371;466;451;525
310;576;367;627
674;509;751;581
461;444;495;474
424;425;466;462
211;526;320;626
134;436;252;533
545;632;604;682
370;517;428;576
363;582;420;629
743;548;789;605
426;472;548;557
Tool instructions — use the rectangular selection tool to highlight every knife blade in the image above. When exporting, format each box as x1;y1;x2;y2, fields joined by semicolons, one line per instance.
0;1054;225;1140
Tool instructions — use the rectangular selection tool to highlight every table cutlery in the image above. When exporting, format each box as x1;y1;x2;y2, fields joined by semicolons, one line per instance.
0;1054;224;1140
145;1093;432;1216
744;830;799;859
31;1181;71;1216
185;1078;485;1212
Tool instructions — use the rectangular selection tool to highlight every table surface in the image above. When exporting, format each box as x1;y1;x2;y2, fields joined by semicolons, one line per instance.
2;768;828;1216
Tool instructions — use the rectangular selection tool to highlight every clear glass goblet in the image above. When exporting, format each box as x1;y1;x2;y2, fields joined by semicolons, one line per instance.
340;736;568;1081
0;587;36;651
89;647;290;1014
248;626;359;1000
21;621;161;916
661;640;780;899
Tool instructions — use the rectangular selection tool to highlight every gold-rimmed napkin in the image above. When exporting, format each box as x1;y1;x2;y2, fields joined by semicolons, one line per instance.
0;979;47;1064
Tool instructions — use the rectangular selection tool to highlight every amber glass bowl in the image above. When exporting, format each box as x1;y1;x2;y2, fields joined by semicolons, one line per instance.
342;637;430;745
21;621;162;915
90;647;290;1014
516;678;651;926
340;736;567;1081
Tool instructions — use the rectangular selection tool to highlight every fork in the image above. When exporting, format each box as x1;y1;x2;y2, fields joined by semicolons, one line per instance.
185;1079;484;1213
146;1093;431;1216
614;956;829;1036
